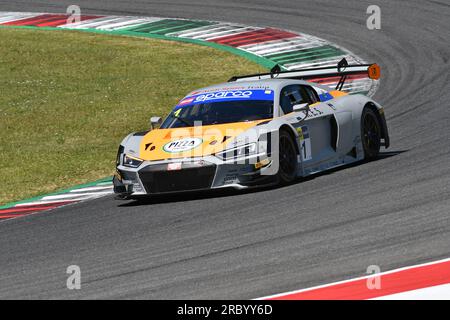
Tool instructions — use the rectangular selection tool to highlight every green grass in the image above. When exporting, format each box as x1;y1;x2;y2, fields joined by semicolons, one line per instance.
0;28;265;205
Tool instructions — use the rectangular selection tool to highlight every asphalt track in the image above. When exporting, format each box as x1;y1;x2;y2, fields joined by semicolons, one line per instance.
0;0;449;299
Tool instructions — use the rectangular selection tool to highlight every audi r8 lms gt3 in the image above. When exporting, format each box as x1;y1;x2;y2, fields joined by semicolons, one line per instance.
113;60;389;198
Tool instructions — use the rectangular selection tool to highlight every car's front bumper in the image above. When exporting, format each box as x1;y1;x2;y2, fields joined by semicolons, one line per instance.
114;154;275;197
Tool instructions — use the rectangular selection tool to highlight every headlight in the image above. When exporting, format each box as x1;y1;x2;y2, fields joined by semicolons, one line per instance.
123;154;144;168
216;143;257;160
116;145;124;166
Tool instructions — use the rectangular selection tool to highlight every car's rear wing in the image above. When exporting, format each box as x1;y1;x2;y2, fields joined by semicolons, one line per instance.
228;58;380;90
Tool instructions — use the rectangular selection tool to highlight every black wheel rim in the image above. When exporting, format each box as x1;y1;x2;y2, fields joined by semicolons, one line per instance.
279;136;296;176
363;112;381;152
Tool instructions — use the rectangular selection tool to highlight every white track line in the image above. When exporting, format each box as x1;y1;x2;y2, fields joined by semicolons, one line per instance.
42;192;112;201
0;12;38;23
96;181;113;185
69;186;113;192
284;55;359;70
169;24;259;40
14;200;78;207
59;16;162;30
240;37;326;56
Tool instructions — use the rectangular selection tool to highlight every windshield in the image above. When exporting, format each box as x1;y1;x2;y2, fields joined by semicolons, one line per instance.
160;89;274;128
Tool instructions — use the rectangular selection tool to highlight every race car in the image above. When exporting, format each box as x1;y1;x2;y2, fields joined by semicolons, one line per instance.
113;59;389;198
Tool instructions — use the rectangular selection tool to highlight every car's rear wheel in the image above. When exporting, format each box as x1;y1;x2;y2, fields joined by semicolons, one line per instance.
361;107;381;159
278;130;298;184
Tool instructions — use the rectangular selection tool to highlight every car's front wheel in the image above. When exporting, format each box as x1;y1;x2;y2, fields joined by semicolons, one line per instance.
361;107;381;159
278;130;298;184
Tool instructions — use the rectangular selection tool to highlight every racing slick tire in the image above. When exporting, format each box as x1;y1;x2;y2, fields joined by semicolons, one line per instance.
361;107;382;160
277;130;298;184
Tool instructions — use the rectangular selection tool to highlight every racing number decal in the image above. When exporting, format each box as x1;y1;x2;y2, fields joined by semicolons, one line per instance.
301;139;312;161
173;108;182;117
297;126;312;161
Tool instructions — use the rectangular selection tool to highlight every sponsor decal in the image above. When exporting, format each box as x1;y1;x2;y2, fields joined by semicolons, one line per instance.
163;137;203;153
167;163;182;171
176;89;274;107
187;86;249;95
223;174;238;184
306;107;324;118
319;92;334;102
254;158;271;169
178;97;194;105
296;126;304;140
195;90;253;102
327;102;337;110
300;126;310;140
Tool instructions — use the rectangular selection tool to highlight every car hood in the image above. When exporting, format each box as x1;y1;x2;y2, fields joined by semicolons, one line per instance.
138;120;267;161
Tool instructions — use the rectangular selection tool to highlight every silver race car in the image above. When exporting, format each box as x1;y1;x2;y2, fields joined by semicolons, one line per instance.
114;59;389;198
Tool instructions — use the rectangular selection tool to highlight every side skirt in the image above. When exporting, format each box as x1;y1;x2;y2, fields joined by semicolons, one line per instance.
301;154;362;177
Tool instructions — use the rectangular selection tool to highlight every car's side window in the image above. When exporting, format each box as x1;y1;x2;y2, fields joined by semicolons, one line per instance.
280;85;304;115
302;85;320;104
279;85;314;115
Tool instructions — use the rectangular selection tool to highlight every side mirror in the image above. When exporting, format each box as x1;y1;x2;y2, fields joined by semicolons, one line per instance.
293;103;309;121
150;116;162;130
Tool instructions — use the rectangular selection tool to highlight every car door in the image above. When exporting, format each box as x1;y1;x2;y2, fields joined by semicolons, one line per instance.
279;84;337;174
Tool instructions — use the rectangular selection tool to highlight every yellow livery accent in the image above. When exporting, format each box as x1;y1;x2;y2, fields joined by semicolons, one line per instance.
329;90;348;98
296;126;304;140
139;120;268;161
